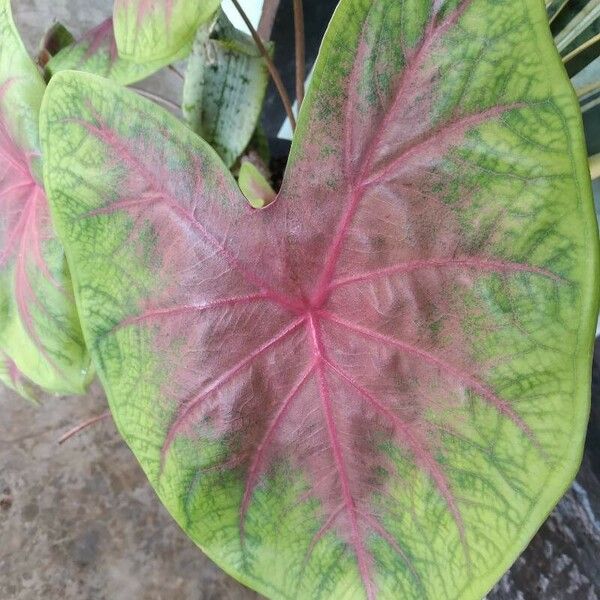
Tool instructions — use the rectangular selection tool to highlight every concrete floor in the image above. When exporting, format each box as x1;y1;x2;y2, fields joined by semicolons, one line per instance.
0;384;258;600
2;2;599;599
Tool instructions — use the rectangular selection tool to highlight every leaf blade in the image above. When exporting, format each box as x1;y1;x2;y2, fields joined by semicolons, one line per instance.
0;0;89;396
113;0;220;63
42;0;599;598
46;18;182;85
182;11;270;168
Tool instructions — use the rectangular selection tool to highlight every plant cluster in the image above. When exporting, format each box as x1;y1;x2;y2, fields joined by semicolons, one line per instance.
1;0;599;598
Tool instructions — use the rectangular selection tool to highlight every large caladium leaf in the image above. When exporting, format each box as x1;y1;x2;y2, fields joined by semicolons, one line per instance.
46;18;180;85
182;10;270;167
0;0;89;397
42;0;599;597
113;0;220;63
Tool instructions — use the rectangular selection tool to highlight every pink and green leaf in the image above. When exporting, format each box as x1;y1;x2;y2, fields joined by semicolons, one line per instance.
0;0;90;397
113;0;220;63
46;18;182;86
41;0;599;598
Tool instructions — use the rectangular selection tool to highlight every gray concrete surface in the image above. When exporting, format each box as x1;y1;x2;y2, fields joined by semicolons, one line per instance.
1;385;258;600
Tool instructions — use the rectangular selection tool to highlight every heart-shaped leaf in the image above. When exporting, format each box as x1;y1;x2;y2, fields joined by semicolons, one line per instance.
113;0;220;63
46;18;182;85
41;0;599;597
0;0;89;397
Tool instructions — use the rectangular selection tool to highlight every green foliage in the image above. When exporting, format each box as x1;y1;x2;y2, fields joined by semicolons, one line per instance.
183;10;270;167
46;18;183;85
0;0;90;397
238;159;276;208
40;0;598;598
113;0;221;63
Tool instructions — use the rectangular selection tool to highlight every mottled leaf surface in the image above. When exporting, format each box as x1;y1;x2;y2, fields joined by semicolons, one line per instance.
0;0;89;397
113;0;220;63
42;0;599;598
46;18;177;85
183;11;269;167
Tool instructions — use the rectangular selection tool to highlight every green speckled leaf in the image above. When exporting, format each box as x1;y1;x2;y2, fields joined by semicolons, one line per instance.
0;0;89;397
46;18;180;85
41;0;598;598
113;0;220;63
183;11;270;167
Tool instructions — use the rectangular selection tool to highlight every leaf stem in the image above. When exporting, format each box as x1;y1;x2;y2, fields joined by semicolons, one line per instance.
58;411;111;445
258;0;281;40
590;153;600;180
168;64;184;80
230;0;296;131
130;87;181;112
293;0;306;108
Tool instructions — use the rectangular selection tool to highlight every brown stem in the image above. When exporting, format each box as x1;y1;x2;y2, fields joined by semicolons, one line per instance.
293;0;306;108
230;0;296;130
258;0;281;40
168;64;184;80
130;87;181;112
58;411;111;445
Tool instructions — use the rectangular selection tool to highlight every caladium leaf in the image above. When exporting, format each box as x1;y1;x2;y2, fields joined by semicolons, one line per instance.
0;0;89;397
113;0;220;63
183;10;270;167
0;350;38;401
46;18;181;85
42;0;599;598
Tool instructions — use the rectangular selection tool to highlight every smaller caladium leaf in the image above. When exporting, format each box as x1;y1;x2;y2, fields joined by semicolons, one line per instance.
239;159;275;208
183;10;270;167
0;350;38;401
114;0;220;63
0;0;90;397
45;18;180;86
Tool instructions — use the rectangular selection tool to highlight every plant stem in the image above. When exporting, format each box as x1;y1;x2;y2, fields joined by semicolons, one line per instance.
168;64;184;80
230;0;296;130
293;0;306;108
58;411;111;445
258;0;281;40
130;87;181;112
590;153;600;180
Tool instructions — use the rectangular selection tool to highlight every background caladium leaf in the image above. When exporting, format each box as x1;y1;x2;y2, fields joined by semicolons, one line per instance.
113;0;220;63
42;0;599;597
46;18;182;85
182;10;270;167
0;350;37;401
37;22;75;69
0;0;89;397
